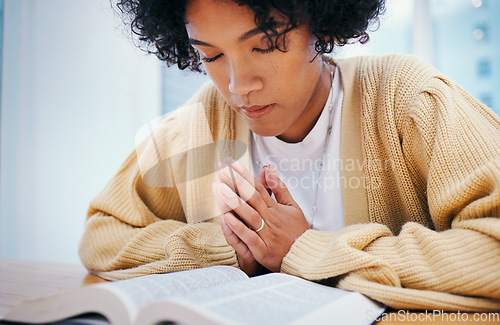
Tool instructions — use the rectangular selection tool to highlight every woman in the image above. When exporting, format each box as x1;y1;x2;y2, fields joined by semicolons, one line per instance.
79;0;500;311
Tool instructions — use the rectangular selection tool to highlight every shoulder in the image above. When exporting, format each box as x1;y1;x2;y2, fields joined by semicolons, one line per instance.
335;54;469;112
156;80;232;133
183;81;228;109
135;81;233;184
333;54;439;90
141;81;234;156
332;54;434;72
172;81;234;137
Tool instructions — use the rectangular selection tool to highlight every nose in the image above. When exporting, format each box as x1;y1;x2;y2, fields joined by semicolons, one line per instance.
228;59;263;95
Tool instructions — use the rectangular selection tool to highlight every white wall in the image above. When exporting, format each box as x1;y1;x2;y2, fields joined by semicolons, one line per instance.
0;0;162;263
336;0;414;58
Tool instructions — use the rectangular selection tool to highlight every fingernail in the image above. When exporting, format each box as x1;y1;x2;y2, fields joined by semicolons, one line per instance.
219;215;229;232
219;184;236;198
219;163;231;174
218;166;230;181
227;159;243;173
264;164;274;176
226;214;238;226
234;160;244;171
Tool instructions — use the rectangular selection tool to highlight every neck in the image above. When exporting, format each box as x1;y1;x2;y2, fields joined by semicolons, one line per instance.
277;61;333;143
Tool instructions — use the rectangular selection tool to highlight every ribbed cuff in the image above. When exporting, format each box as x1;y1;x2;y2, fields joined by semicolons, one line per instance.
176;222;238;268
280;229;338;279
281;224;392;280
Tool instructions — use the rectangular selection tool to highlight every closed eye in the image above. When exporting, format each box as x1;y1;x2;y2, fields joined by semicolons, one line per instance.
253;46;276;54
201;46;276;64
202;53;223;63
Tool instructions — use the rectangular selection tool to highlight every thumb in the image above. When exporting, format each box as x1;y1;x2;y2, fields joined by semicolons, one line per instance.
265;165;297;207
258;166;273;197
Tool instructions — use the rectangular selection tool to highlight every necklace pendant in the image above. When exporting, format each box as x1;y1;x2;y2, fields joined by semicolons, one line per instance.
312;205;317;213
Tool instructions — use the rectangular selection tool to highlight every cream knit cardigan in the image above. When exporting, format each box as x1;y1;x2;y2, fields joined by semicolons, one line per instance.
79;55;500;311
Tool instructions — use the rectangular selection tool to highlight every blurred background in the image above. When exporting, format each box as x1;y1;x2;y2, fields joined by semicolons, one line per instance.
0;0;498;264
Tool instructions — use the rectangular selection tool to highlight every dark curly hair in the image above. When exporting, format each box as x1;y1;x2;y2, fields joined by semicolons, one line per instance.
116;0;385;72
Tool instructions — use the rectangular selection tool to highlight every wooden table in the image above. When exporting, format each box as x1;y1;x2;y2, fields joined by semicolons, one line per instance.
0;258;498;324
0;259;106;321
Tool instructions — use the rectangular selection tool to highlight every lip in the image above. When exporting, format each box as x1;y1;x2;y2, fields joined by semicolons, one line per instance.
240;104;275;119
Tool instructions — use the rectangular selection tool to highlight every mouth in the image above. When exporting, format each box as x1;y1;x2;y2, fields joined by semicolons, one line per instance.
240;104;275;119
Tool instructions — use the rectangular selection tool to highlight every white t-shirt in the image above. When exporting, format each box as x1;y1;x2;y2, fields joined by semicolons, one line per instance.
250;66;344;231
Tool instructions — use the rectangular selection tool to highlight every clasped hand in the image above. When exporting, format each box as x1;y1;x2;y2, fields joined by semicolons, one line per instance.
212;160;310;275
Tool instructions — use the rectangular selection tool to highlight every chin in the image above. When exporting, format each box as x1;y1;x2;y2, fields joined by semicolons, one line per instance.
249;127;281;138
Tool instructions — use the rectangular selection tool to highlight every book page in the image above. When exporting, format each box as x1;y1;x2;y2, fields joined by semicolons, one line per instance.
3;286;134;325
153;273;384;325
100;265;247;311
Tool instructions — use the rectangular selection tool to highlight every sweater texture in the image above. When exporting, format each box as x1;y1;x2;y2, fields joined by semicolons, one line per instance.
79;55;500;311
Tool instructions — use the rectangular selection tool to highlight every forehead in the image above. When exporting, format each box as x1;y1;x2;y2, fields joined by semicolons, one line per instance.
185;0;255;27
185;0;288;40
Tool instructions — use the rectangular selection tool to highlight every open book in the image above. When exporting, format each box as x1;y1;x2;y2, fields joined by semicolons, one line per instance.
4;266;385;325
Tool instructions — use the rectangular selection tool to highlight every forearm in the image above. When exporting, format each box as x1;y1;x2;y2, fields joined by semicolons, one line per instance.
280;223;394;283
79;212;237;280
281;220;500;310
365;219;500;298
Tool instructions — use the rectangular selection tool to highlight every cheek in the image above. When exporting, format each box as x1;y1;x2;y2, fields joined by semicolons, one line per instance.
202;64;246;112
203;64;231;95
203;64;224;84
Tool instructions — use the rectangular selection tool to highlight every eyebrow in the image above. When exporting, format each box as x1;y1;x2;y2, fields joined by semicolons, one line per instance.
189;23;285;47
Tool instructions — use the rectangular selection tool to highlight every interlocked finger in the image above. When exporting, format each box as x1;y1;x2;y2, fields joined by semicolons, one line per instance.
214;183;267;233
218;164;270;214
229;161;275;207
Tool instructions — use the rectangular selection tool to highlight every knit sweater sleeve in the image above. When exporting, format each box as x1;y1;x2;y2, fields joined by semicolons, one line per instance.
78;85;237;280
281;57;500;311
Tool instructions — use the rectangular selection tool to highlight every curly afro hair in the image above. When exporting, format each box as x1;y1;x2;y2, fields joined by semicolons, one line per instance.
116;0;385;72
